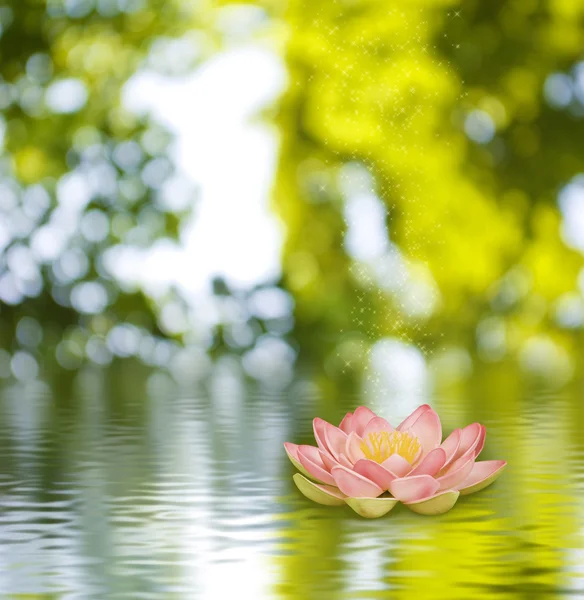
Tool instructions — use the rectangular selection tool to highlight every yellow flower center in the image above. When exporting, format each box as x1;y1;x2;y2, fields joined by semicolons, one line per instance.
359;430;421;464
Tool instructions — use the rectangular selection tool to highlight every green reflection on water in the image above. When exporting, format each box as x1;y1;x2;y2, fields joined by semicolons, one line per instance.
0;361;583;599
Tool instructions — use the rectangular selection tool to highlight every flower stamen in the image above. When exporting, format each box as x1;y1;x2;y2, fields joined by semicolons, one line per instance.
360;430;421;464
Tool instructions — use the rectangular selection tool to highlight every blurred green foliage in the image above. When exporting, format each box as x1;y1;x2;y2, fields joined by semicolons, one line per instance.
2;0;584;382
0;0;213;365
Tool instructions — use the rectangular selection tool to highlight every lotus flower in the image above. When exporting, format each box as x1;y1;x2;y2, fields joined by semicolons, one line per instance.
284;404;506;518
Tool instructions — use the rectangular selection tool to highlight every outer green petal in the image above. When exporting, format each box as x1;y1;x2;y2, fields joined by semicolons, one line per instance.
458;460;507;496
404;490;459;515
344;496;399;518
293;473;346;506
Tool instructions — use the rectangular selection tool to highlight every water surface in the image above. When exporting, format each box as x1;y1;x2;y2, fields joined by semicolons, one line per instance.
0;363;582;599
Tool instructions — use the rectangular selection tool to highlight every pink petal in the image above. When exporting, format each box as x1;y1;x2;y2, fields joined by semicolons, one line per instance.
323;421;349;461
338;412;354;433
320;451;340;471
474;425;486;458
407;407;442;455
313;418;330;454
389;474;440;503
320;450;353;470
337;453;353;468
409;448;446;477
345;431;366;464
353;459;398;489
382;454;413;477
440;428;461;467
297;444;325;467
352;406;378;436
313;418;347;462
436;454;475;491
453;422;482;462
396;404;431;432
284;442;320;481
283;442;301;463
362;416;394;437
456;460;506;495
331;465;383;498
297;445;336;485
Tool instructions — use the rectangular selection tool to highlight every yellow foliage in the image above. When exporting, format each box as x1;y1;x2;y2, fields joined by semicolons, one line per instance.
269;0;584;365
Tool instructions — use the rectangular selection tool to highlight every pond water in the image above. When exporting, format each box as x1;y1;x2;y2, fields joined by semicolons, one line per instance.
0;360;583;599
